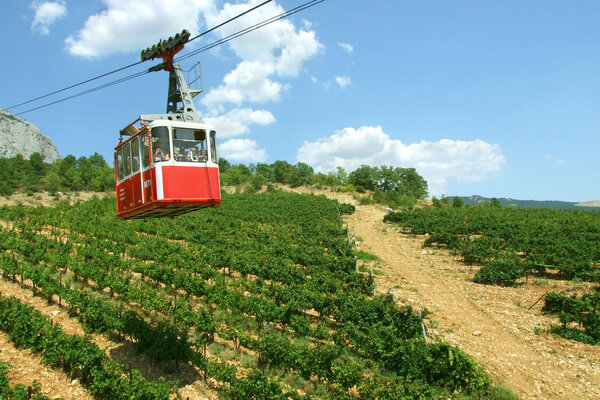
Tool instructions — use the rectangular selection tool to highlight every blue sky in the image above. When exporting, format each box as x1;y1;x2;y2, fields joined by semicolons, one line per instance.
1;0;599;201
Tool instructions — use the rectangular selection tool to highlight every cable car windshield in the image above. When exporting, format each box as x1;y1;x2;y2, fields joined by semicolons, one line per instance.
152;126;171;163
173;128;208;162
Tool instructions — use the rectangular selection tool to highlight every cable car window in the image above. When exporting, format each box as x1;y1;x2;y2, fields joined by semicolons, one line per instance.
123;142;132;176
141;133;150;169
116;149;124;181
173;128;207;162
209;131;217;163
151;126;171;163
131;136;140;173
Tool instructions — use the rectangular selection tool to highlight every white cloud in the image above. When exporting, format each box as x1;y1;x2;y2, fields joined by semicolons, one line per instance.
63;0;321;154
199;0;322;145
65;0;213;57
202;1;322;77
31;1;67;35
219;138;268;162
338;42;353;54
202;61;282;107
203;108;275;138
335;75;352;88
297;126;506;196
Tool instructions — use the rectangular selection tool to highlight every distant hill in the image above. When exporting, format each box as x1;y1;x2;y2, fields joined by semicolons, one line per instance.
0;109;61;163
453;195;600;211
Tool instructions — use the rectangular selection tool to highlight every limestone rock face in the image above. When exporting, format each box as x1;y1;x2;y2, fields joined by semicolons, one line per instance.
0;109;61;163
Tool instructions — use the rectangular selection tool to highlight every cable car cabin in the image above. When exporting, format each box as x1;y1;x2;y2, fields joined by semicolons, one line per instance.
114;120;221;220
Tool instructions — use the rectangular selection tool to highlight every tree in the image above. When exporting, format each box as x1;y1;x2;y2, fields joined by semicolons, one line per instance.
335;166;348;186
221;164;252;186
218;158;231;173
255;163;274;181
348;165;377;191
272;160;294;184
452;196;464;208
290;162;314;187
397;168;428;198
490;198;501;207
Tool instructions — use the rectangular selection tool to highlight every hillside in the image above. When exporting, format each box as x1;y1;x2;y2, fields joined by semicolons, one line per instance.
454;194;600;211
0;192;497;400
2;188;600;399
0;109;60;163
290;187;600;400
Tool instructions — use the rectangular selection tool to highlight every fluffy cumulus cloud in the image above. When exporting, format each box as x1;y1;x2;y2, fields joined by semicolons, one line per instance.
202;61;282;107
31;1;67;35
199;0;322;143
297;126;506;196
63;0;321;162
203;108;275;138
65;0;213;57
219;138;267;162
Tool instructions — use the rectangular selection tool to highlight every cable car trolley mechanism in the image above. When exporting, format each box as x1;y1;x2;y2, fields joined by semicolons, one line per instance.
114;30;221;220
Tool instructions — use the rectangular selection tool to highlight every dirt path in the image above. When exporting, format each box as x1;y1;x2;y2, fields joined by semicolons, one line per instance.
287;187;600;400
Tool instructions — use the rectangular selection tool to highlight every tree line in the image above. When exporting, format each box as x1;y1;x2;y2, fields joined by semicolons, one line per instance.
0;153;429;208
218;159;429;207
0;153;114;196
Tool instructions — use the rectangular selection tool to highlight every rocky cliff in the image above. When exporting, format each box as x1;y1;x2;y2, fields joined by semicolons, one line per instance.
0;109;61;163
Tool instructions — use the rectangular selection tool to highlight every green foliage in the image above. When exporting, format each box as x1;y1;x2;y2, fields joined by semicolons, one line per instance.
339;202;355;214
0;152;113;195
543;291;600;344
355;250;380;262
348;165;428;198
473;260;525;285
0;193;492;399
385;206;600;283
452;196;465;208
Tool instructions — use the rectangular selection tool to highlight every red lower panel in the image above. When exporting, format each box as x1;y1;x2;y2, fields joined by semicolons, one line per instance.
161;166;221;200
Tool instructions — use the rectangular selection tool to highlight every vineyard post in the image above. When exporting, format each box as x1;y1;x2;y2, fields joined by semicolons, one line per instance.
418;308;427;341
527;290;549;310
386;285;395;301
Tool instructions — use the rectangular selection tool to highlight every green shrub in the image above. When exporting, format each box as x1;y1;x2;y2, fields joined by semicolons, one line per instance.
339;202;355;214
473;260;524;285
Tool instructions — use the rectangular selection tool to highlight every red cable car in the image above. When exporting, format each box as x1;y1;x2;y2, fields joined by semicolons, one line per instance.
114;119;221;220
114;30;221;220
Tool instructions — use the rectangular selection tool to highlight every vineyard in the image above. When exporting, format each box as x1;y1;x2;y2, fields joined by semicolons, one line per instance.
0;192;497;399
384;205;600;345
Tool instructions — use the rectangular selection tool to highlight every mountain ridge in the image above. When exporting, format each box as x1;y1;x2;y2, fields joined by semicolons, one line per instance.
454;194;600;211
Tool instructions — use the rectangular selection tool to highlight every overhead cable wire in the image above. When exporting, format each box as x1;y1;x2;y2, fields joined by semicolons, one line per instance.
14;0;325;116
5;61;146;112
176;0;325;63
6;0;274;113
187;0;272;43
17;71;149;115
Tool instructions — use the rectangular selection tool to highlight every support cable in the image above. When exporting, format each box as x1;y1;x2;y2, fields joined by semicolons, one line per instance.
4;0;274;112
11;0;325;116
